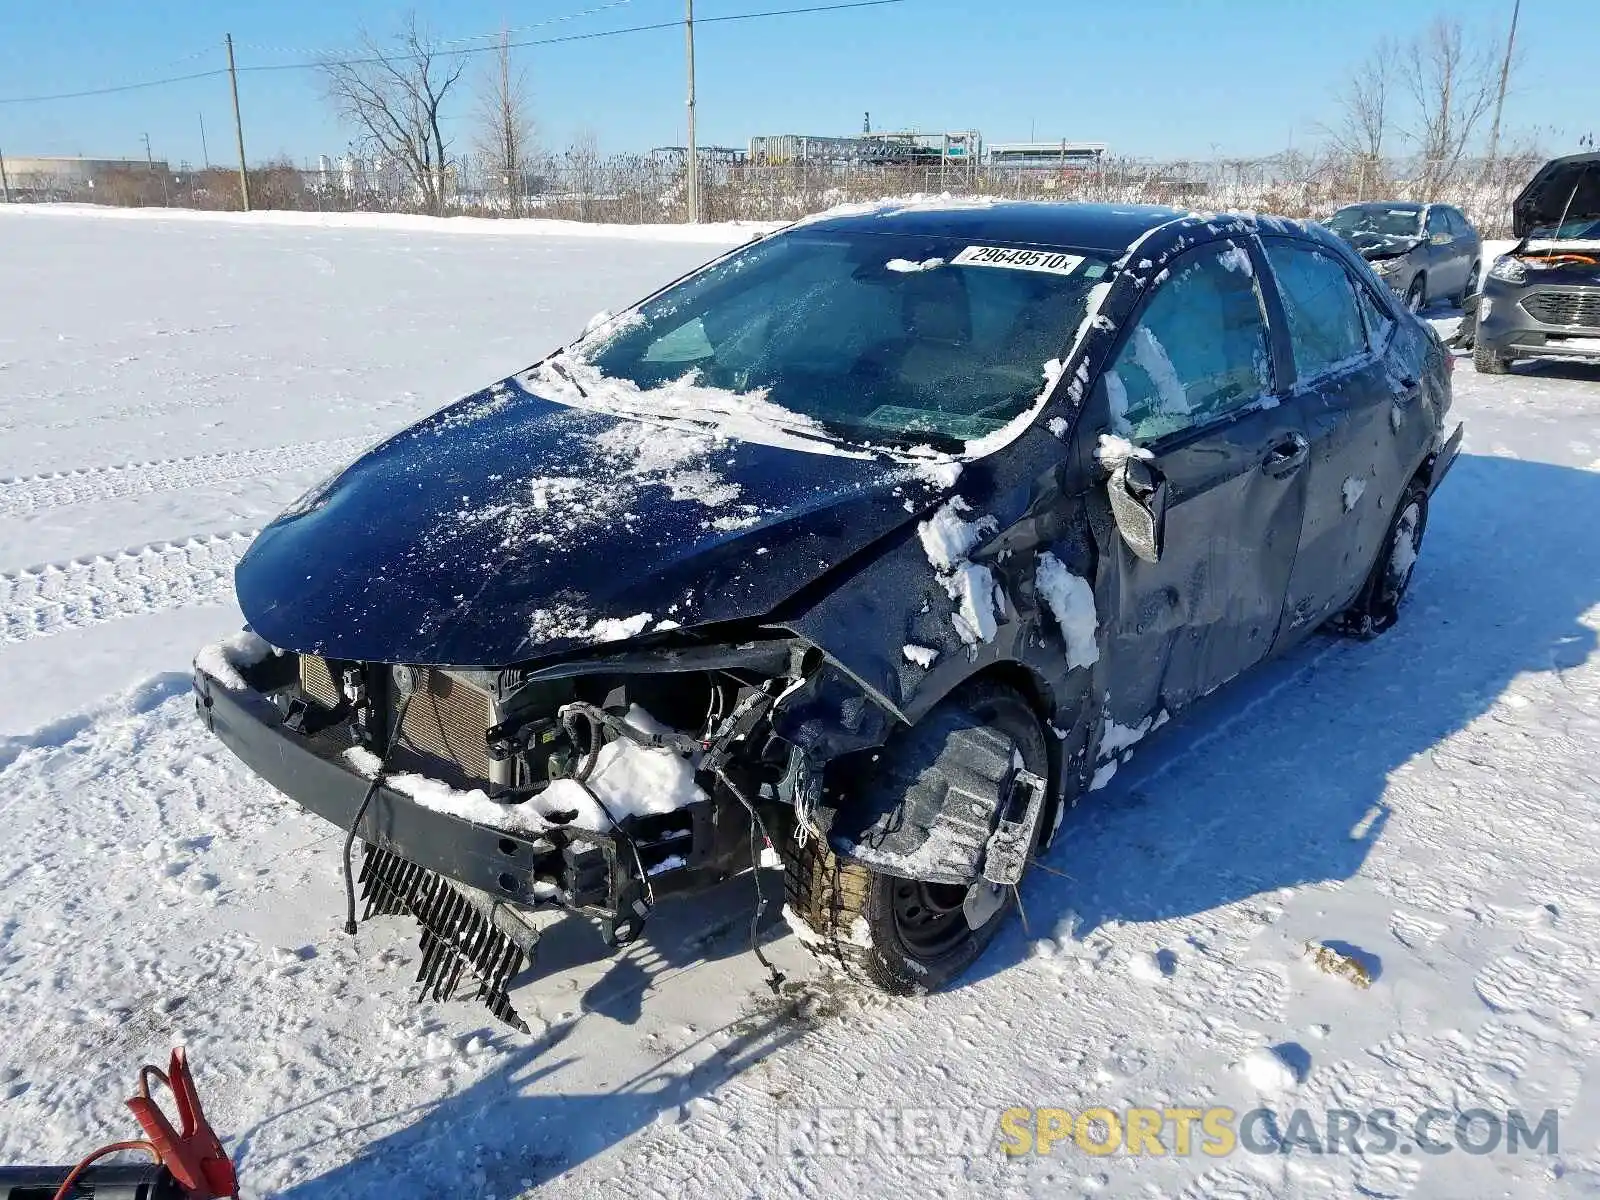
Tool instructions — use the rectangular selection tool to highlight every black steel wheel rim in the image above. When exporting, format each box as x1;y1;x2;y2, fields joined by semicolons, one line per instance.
891;879;979;958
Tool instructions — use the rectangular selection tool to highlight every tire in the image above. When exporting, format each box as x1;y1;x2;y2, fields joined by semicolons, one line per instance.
1405;276;1427;313
782;683;1048;994
1457;262;1481;306
1473;340;1512;375
1336;480;1428;638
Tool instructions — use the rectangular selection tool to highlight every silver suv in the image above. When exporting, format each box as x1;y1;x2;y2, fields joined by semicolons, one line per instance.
1475;152;1600;374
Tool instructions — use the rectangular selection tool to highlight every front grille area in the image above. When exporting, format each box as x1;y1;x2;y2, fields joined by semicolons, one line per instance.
299;654;341;708
1521;289;1600;330
395;669;493;783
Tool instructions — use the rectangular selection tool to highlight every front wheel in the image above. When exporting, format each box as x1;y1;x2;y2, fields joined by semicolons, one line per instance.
1336;481;1428;638
1474;340;1513;375
782;683;1048;994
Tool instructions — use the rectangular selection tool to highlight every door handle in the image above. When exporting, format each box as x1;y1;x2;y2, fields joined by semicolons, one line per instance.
1262;433;1310;478
1397;375;1422;404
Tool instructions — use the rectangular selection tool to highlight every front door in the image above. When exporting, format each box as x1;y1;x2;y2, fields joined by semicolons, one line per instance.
1085;239;1309;732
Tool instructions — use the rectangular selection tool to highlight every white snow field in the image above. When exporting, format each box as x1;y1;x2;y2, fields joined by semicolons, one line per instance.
2;206;1600;1199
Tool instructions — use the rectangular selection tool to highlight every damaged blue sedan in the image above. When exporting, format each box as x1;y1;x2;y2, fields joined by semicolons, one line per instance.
193;202;1463;1028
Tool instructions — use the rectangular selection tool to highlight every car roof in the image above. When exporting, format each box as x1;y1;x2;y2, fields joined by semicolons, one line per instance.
794;200;1193;255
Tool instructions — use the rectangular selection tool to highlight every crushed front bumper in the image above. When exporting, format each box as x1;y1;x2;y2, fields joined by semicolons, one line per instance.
193;667;556;903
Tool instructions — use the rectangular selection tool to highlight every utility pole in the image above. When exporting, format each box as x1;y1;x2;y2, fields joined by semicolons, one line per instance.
226;34;252;211
684;0;699;223
142;132;154;170
199;112;210;169
1486;0;1522;173
0;148;11;204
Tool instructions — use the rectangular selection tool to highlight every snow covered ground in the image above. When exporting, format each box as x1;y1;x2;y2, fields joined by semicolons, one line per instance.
2;206;1599;1198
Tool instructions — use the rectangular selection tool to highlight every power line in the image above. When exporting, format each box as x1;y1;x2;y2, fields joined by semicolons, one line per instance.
0;0;906;106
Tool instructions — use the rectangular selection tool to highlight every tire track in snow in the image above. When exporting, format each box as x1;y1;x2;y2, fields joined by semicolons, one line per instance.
0;436;371;517
0;531;257;644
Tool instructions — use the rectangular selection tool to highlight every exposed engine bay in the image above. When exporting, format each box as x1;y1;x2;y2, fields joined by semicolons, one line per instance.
195;632;1025;1030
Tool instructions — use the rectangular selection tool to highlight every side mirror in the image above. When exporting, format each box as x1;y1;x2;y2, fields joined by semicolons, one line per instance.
1107;456;1168;563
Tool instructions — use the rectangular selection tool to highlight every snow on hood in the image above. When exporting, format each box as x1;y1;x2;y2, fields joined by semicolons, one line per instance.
235;377;961;666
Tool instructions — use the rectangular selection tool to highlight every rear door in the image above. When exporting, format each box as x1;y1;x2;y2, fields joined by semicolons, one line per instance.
1087;239;1308;727
1423;206;1465;300
1261;237;1414;640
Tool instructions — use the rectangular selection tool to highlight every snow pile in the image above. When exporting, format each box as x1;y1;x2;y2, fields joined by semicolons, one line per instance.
534;705;708;832
345;747;551;834
587;612;653;643
1033;553;1099;668
1095;433;1153;471
193;629;273;691
526;604;659;649
1342;476;1368;511
1097;710;1167;760
525;354;844;458
917;498;1003;645
916;496;996;571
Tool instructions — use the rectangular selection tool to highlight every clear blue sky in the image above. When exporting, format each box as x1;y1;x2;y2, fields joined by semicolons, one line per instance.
1;0;1593;168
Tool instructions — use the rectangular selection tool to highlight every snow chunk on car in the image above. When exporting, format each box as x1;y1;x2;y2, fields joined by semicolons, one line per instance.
1034;552;1099;669
194;630;273;691
536;705;708;832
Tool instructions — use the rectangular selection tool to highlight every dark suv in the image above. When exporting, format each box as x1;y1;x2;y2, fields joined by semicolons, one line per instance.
1474;152;1600;374
1325;202;1482;313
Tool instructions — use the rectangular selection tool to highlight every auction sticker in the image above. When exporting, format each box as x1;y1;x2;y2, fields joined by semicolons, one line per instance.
951;245;1085;275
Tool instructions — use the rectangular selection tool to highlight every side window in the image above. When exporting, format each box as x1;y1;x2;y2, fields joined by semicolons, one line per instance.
1448;209;1473;237
1104;244;1273;442
1425;208;1450;238
1263;241;1369;381
1356;282;1395;350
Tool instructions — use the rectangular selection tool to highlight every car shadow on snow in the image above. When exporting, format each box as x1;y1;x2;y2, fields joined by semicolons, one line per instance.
964;451;1600;985
267;870;805;1198
272;453;1599;1193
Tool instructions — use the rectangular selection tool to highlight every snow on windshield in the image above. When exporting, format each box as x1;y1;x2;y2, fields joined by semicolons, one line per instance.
545;226;1111;461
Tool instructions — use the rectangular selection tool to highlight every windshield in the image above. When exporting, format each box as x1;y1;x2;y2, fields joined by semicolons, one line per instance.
1326;205;1423;238
1527;216;1600;241
562;229;1111;452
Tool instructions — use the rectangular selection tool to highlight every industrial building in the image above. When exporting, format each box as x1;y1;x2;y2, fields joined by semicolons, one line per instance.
0;155;171;199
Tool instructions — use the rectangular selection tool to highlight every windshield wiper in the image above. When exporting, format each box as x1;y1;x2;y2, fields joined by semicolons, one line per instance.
548;357;588;399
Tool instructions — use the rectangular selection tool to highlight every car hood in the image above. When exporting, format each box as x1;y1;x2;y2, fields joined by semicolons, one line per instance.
235;378;948;666
1336;230;1422;261
1514;152;1600;238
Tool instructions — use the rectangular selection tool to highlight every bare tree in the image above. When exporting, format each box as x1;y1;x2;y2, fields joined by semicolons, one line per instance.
1405;18;1498;200
565;130;602;222
474;29;535;216
1320;38;1399;198
320;14;467;216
